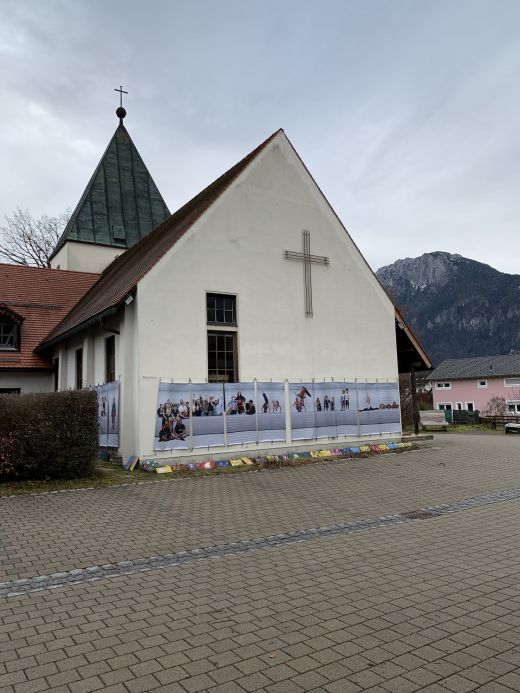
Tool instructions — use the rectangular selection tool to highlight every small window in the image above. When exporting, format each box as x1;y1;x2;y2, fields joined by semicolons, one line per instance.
456;402;463;410
505;378;520;387
466;402;475;412
0;316;20;351
507;401;520;413
206;294;236;325
75;348;83;390
438;403;452;411
478;380;487;388
105;336;116;383
436;382;451;389
0;388;20;394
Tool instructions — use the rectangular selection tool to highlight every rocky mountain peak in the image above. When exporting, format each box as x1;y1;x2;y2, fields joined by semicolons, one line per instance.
376;252;520;365
377;251;465;291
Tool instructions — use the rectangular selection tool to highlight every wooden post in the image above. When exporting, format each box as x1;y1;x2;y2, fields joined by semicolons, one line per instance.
411;366;419;435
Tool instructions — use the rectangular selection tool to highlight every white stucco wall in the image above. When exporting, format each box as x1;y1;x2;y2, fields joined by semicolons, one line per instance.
0;372;54;393
50;310;136;457
56;325;122;392
51;241;124;273
135;132;399;457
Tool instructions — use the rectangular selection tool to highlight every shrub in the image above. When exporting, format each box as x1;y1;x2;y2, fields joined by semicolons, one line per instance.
482;395;507;416
0;390;98;481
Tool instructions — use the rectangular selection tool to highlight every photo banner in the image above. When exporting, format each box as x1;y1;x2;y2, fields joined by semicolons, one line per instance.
191;383;225;448
313;382;337;439
358;382;401;435
257;382;286;443
335;382;359;437
155;382;190;451
96;381;120;448
224;382;257;445
290;382;315;440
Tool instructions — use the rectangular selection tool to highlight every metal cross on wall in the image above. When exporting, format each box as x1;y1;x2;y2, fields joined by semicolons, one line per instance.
284;230;329;317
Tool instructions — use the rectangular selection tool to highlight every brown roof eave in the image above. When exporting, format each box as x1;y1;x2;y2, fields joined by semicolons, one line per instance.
395;307;432;370
36;305;121;353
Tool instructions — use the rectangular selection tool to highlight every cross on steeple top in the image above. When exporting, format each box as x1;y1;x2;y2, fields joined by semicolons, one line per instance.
114;85;128;122
114;85;128;108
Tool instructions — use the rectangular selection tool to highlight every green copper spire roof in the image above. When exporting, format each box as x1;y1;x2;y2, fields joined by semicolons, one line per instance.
51;118;170;259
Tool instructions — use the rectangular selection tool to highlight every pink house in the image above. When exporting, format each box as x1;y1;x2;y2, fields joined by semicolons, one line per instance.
429;354;520;414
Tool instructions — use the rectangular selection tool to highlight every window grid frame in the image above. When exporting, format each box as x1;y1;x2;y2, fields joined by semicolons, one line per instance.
206;293;237;326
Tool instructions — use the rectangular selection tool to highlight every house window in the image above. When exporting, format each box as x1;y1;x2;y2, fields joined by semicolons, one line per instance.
206;294;238;382
105;336;116;383
438;403;452;411
75;348;83;390
0;316;19;351
207;332;237;383
504;378;520;387
207;293;236;325
478;380;487;388
507;401;520;414
465;402;475;412
53;358;59;392
436;382;451;389
0;388;20;394
456;402;463;410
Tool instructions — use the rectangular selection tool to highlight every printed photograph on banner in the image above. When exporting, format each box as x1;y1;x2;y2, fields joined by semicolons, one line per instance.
154;382;191;450
358;382;401;435
313;382;337;438
290;382;316;440
224;383;257;445
191;383;225;448
335;382;358;437
96;381;120;447
257;382;286;443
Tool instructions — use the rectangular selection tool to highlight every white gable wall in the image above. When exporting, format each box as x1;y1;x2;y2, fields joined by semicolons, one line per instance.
136;133;398;456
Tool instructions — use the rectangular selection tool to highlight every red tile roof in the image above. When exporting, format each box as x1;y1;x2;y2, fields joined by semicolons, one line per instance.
39;129;282;349
0;264;99;369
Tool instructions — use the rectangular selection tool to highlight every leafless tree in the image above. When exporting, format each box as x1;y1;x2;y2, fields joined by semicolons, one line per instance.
0;208;69;268
483;395;507;416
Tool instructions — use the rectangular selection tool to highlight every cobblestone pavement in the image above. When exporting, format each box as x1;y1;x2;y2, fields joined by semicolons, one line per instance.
2;433;520;691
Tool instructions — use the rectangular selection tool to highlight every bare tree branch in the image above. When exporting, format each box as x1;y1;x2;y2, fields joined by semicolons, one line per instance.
0;208;70;268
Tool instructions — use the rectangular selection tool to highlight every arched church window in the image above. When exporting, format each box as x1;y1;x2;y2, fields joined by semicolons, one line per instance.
0;307;22;351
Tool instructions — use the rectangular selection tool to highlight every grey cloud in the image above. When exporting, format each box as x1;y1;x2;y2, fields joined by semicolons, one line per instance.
1;0;519;273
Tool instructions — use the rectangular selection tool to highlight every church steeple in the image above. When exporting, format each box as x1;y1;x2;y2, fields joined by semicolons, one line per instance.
50;94;170;270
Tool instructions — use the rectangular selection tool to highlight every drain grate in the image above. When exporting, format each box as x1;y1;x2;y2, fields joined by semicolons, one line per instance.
401;509;440;520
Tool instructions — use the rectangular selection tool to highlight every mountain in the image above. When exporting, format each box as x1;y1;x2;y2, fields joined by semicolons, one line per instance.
376;251;520;366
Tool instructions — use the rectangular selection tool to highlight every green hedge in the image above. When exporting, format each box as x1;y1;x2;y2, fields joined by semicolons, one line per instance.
0;391;98;481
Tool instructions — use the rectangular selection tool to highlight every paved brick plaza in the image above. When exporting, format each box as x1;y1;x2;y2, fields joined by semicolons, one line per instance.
2;433;520;692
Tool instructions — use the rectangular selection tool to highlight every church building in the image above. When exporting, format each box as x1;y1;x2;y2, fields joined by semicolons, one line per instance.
0;104;430;462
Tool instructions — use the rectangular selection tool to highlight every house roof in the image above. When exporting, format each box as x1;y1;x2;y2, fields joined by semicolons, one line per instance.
428;354;520;381
0;264;99;369
50;122;170;260
39;129;282;349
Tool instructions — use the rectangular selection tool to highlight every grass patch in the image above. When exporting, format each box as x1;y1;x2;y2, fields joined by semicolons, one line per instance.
0;459;253;496
446;423;501;434
0;446;418;498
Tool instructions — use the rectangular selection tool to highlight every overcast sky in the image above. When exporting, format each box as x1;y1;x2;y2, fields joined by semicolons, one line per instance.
1;0;519;273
